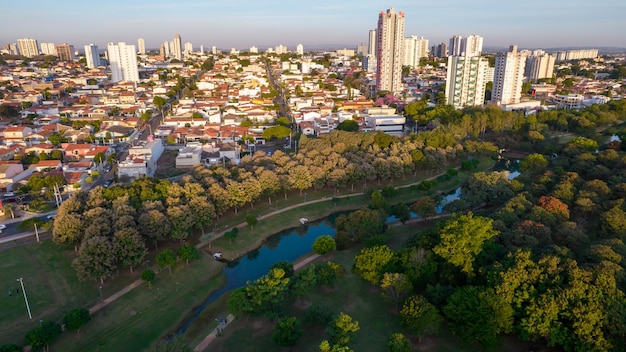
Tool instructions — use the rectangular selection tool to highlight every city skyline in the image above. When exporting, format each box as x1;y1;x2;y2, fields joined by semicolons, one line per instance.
1;1;625;51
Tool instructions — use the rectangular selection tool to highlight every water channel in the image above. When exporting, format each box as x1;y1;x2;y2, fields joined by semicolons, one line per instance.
177;159;520;333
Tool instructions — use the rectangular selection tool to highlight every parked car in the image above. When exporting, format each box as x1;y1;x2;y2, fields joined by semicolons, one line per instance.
103;180;113;188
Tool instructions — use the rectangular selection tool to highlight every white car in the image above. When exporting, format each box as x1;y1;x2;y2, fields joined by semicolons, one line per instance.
0;224;6;231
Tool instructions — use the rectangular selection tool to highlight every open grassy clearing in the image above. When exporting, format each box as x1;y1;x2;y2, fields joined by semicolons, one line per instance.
52;250;225;352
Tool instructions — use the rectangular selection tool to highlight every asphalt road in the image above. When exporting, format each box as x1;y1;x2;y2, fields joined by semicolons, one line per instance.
0;211;56;238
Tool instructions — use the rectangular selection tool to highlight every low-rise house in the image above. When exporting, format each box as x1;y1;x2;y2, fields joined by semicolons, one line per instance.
176;142;203;168
33;160;62;172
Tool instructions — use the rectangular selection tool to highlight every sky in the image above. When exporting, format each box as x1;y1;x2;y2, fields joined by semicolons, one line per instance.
1;0;625;52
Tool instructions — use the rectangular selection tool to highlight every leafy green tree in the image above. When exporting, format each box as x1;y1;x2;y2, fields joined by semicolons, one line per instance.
63;308;91;333
319;341;354;352
224;227;239;243
141;269;156;287
315;261;344;287
337;120;359;132
433;212;498;275
462;172;514;207
410;197;437;219
72;236;117;284
312;235;336;255
153;96;167;116
353;245;395;285
272;316;303;347
156;249;176;274
245;212;258;232
326;312;359;346
335;208;386;243
380;272;413;310
178;244;198;265
0;343;22;352
387;333;411;352
227;287;252;317
389;202;411;224
291;265;317;297
519;153;548;173
24;321;62;352
400;295;441;342
263;125;291;140
113;228;146;273
444;286;513;349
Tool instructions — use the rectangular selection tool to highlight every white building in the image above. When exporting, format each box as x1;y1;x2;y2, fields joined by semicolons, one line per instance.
84;44;101;69
524;52;556;82
40;42;56;56
376;8;405;95
403;35;429;68
296;44;303;55
117;139;164;179
463;35;483;57
17;38;39;58
492;45;527;105
445;55;490;107
368;29;377;56
173;34;182;60
249;46;259;53
365;115;406;135
107;42;139;83
175;142;203;168
184;42;193;55
137;38;146;54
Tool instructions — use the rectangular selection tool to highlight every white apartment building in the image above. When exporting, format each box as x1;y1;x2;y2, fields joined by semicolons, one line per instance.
40;42;56;56
137;38;146;54
376;8;405;95
173;34;182;60
249;46;259;53
84;44;101;69
492;45;527;105
555;49;598;61
107;42;139;82
445;55;490;107
184;42;193;55
296;44;304;55
448;35;483;57
403;36;429;68
17;38;39;58
525;52;556;82
368;29;377;56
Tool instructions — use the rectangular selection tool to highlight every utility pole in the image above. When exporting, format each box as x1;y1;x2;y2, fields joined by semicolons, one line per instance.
34;223;39;243
17;278;32;319
53;183;62;208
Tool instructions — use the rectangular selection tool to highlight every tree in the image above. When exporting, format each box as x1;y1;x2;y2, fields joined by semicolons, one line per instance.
443;286;513;349
263;125;291;140
145;336;191;352
177;244;198;265
462;171;514;207
156;249;176;274
400;295;441;342
0;344;22;352
387;333;411;352
153;96;167;116
380;272;413;310
245;212;258;232
326;312;359;346
63;308;91;333
335;208;386;243
224;227;239;243
24;321;61;352
433;213;498;275
72;236;117;284
410;197;437;219
390;202;411;224
353;245;395;285
312;235;336;255
519;153;548;173
227;287;252;317
272;316;303;347
141;269;156;287
113;228;146;273
337;120;359;132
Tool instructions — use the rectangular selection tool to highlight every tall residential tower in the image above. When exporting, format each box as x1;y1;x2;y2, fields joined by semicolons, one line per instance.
492;45;527;105
107;42;139;82
85;44;101;68
376;8;405;95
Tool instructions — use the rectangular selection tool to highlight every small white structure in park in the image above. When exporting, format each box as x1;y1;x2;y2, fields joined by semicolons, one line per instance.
299;218;308;225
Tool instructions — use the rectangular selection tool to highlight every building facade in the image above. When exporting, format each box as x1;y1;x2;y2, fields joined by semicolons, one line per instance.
137;38;146;54
492;45;527;105
17;38;39;58
403;35;429;68
40;42;56;56
107;42;139;82
524;51;556;82
376;8;405;95
173;34;182;60
445;55;490;107
55;43;75;61
84;44;101;68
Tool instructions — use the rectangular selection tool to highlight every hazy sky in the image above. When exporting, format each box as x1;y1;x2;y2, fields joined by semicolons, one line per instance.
1;0;624;51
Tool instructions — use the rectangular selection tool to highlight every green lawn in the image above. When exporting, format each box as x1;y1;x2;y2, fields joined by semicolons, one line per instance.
0;241;131;346
52;250;226;352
